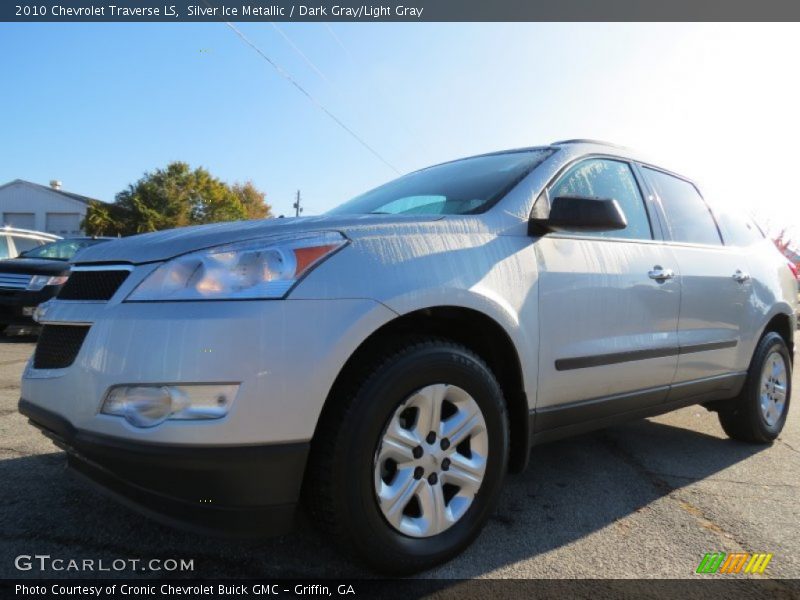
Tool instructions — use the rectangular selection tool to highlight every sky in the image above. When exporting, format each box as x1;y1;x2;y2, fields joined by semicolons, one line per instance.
1;22;798;241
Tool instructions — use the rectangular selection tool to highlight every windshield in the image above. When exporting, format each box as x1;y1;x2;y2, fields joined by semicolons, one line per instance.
20;238;107;261
328;148;553;216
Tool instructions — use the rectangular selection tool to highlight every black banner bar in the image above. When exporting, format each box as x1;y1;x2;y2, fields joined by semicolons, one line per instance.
3;579;800;600
5;0;800;22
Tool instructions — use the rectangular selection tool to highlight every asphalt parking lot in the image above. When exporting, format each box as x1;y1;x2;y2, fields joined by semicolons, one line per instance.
1;333;798;581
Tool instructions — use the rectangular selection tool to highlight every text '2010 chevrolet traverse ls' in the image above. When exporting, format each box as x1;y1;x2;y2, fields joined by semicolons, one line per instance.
20;140;797;573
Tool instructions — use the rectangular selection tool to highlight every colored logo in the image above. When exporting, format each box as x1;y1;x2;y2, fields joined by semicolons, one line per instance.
696;552;773;574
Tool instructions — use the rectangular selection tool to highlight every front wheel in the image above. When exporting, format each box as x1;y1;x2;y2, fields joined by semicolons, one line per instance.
718;332;792;443
305;339;509;574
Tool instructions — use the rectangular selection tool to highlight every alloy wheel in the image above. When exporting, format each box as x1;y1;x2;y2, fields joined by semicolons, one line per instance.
759;350;788;427
373;384;488;538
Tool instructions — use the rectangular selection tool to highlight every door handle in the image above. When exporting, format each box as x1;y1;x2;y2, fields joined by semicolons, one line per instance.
732;269;751;283
648;266;675;282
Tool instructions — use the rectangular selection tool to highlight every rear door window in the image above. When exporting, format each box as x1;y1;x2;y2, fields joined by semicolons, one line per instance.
642;168;722;245
0;236;9;259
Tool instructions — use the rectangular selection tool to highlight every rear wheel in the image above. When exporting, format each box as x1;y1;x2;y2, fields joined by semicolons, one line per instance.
718;332;792;443
305;339;509;574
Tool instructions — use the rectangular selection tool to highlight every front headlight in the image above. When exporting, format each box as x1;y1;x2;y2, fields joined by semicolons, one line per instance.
27;275;69;291
126;232;347;301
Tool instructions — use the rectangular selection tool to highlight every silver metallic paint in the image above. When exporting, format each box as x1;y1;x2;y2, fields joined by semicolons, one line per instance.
21;141;798;447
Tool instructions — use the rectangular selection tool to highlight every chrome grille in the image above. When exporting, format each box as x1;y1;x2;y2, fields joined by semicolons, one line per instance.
0;273;32;290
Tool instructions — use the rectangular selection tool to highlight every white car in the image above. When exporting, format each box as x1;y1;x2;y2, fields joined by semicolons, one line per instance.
0;226;60;259
19;140;797;573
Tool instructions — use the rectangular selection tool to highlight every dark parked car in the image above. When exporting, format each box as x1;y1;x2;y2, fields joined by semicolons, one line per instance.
0;237;112;331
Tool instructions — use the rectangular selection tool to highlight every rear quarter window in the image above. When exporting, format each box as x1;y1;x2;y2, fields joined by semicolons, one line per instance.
716;211;765;247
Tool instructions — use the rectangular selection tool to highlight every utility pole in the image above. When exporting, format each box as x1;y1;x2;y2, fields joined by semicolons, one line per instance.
293;190;303;217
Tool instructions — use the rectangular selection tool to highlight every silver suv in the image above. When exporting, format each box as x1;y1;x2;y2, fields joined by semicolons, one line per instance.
19;140;797;573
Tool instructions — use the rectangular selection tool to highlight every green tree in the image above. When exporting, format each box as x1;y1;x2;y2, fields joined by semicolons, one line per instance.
82;201;129;236
82;162;271;236
231;181;273;220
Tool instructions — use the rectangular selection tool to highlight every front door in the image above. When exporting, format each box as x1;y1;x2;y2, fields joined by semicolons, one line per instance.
535;158;681;429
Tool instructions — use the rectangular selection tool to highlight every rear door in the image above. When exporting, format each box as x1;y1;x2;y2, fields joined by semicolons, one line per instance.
639;166;752;388
535;158;681;427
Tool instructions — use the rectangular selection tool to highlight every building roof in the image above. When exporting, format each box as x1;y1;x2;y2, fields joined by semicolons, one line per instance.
0;179;102;205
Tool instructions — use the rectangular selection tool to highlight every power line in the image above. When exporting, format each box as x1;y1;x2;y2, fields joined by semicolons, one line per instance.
323;24;394;108
322;23;411;138
269;22;333;87
223;21;401;175
323;23;355;63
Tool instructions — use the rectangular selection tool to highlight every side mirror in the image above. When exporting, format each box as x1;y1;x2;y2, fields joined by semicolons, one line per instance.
530;195;628;234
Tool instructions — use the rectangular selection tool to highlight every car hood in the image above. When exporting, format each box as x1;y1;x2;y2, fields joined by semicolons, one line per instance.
0;258;70;275
73;214;446;264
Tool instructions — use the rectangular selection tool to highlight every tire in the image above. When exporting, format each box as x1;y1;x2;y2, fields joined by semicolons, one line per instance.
305;339;509;574
718;332;792;443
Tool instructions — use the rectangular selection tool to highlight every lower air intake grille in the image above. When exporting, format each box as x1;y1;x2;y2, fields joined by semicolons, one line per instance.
58;269;130;301
33;325;90;369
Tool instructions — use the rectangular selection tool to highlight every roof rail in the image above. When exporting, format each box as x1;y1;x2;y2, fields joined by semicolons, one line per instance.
1;225;60;238
551;139;627;148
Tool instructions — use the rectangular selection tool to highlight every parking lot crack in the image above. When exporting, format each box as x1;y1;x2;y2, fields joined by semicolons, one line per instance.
0;446;29;456
595;431;751;551
778;439;800;455
642;470;800;489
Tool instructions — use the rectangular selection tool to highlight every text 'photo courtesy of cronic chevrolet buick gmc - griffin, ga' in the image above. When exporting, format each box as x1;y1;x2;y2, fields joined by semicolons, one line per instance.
18;140;797;573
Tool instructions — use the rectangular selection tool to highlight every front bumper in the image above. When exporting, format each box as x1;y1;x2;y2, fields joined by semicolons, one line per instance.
20;294;395;534
0;287;57;325
22;298;395;445
19;399;308;537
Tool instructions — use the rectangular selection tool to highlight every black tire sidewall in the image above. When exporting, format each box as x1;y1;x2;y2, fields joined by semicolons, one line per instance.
335;344;508;572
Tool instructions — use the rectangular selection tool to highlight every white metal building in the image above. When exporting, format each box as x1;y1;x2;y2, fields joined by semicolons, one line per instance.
0;179;98;237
